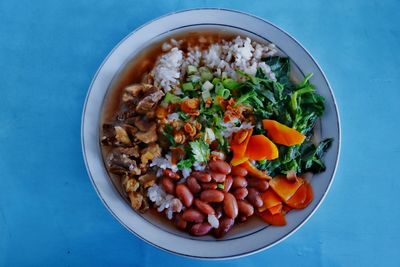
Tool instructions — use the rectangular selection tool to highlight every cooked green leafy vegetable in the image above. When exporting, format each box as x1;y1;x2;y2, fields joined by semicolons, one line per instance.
235;56;331;176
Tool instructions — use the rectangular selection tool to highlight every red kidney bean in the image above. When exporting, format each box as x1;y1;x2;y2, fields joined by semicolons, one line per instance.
186;176;201;194
191;171;211;183
194;199;215;215
190;222;212;236
201;182;218;190
223;175;233;192
182;208;205;223
237;215;248;223
232;176;248;189
223;193;238;219
247;188;263;208
237;199;254;217
161;177;175;194
233;187;248;200
174;214;187;230
210;171;226;183
176;184;193;207
247;178;269;192
231;166;248;177
209;160;231;174
214;205;223;219
200;189;225;203
213;217;234;238
163;168;180;180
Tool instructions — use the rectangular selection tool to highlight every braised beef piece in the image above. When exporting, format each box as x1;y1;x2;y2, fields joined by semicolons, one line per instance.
106;148;140;176
102;83;165;212
136;90;164;114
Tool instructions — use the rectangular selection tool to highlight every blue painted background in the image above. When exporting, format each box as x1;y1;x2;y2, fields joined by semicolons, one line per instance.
1;0;399;266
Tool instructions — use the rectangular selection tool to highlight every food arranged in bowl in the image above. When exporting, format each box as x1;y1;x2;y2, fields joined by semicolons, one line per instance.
100;33;332;237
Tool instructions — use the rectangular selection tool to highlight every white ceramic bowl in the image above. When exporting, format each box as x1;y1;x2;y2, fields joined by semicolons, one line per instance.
81;8;341;259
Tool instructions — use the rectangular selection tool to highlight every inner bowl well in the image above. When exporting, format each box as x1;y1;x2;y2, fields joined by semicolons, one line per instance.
100;25;309;241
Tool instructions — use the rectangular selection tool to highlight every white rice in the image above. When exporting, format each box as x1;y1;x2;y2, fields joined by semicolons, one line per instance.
192;162;206;171
150;153;178;173
152;47;183;92
208;214;219;228
147;184;183;220
152;36;278;94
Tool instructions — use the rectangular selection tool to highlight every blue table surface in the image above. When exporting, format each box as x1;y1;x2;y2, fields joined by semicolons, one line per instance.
1;0;399;266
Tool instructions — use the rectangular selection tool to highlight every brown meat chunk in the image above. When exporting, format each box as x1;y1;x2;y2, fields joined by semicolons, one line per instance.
135;124;157;143
140;143;161;165
130;116;155;132
107;149;140;175
138;173;157;189
128;191;144;210
136;90;164;114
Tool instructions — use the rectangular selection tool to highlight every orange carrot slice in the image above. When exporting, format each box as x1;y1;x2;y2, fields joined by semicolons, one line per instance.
246;135;279;160
287;181;313;209
240;160;272;180
230;129;253;166
285;182;308;209
269;175;304;202
259;189;282;212
262;119;305;146
268;203;283;215
259;210;287;226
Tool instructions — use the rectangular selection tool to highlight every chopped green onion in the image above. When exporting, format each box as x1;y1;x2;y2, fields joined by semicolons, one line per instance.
199;67;213;81
182;82;195;91
215;82;230;99
202;89;211;102
217;183;224;190
163;92;181;104
187;65;198;75
202;80;214;91
212;77;221;85
202;90;211;102
222;78;239;90
188;74;201;83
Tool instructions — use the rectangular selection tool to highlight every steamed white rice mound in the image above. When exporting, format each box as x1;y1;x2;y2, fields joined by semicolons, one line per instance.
151;36;278;92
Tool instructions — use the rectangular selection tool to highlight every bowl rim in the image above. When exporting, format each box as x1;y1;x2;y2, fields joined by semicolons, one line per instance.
81;7;341;260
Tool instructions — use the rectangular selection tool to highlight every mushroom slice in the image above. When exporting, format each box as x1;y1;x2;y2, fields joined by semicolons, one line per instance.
138;173;157;189
122;176;140;192
129;116;155;132
115;146;140;159
140;143;161;165
114;126;131;146
128;191;144;210
135;124;158;144
122;84;144;102
106;149;138;174
136;90;165;114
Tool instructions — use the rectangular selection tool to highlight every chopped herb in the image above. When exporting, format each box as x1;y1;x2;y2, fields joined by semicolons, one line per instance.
217;183;225;190
177;158;194;170
178;112;189;121
189;140;210;163
163;124;176;146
